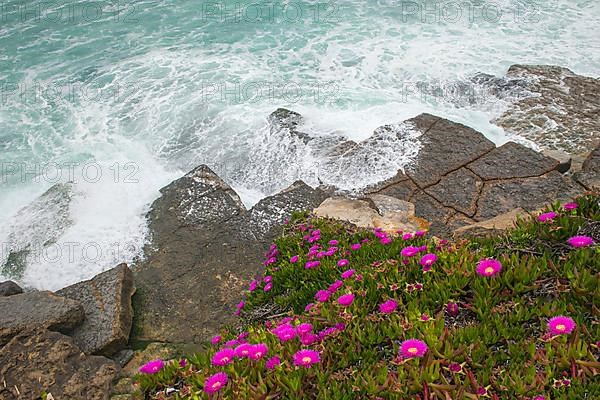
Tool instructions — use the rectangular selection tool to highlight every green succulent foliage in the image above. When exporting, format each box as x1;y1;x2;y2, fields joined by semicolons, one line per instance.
134;195;600;399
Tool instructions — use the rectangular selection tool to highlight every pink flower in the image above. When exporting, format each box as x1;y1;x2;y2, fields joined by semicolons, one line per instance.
305;260;320;269
234;343;252;358
204;372;228;394
299;333;319;345
337;293;355;307
138;359;164;374
266;355;281;370
225;339;239;347
446;302;459;317
401;246;420;258
548;316;576;335
567;235;594;248
249;280;258;291
264;275;273;283
533;396;546;400
419;253;438;267
563;202;578;211
341;269;355;279
237;301;245;310
248;343;269;360
315;290;331;302
351;243;361;251
211;335;222;345
304;303;314;312
337;259;349;267
327;280;343;293
329;239;338;246
448;362;462;373
212;348;235;366
293;349;321;367
289;255;299;263
420;314;430;322
415;230;426;237
379;299;398;314
264;283;273;292
538;211;557;222
296;323;313;335
475;258;502;277
400;339;428;358
273;326;297;342
380;237;392;245
402;233;413;240
179;359;187;368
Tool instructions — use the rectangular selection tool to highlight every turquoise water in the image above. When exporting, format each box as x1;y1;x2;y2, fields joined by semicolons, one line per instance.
1;0;599;289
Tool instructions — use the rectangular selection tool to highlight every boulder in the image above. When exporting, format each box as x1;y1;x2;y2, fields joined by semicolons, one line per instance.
575;145;600;191
0;291;84;346
0;280;22;297
57;264;135;356
543;149;572;173
492;65;600;154
133;167;327;344
0;329;118;400
453;208;527;239
425;168;483;216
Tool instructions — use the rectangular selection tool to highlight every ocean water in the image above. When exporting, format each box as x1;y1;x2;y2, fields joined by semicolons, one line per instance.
1;0;599;289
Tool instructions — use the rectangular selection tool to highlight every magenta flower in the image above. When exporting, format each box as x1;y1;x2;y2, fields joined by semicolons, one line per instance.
296;323;313;335
379;299;398;314
448;362;462;373
138;359;164;374
338;293;355;307
264;275;272;283
327;280;343;293
274;327;296;342
293;349;321;367
204;372;228;394
446;302;459;317
225;339;239;348
402;233;413;240
234;343;252;358
211;335;222;345
329;239;338;246
351;243;361;251
548;316;576;335
304;303;314;312
264;283;273;292
179;359;187;368
420;253;438;267
248;343;269;360
337;259;349;267
538;211;558;222
341;269;355;279
415;230;426;237
305;260;320;269
400;339;428;358
237;301;245;310
266;355;281;370
567;235;594;248
290;255;299;263
315;290;331;303
533;396;546;400
299;332;319;345
381;237;392;245
563;202;578;211
212;348;235;366
401;246;420;258
249;280;258;291
475;258;502;277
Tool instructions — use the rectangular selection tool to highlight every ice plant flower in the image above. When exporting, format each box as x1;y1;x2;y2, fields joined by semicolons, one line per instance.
264;275;272;283
415;230;426;237
533;396;546;400
138;359;164;374
289;255;299;263
402;232;413;240
337;293;355;307
475;258;502;277
341;269;355;279
315;290;331;302
538;211;557;222
305;260;320;269
264;283;273;292
548;316;576;335
563;202;578;211
400;339;428;358
274;327;297;342
351;243;361;251
179;359;187;368
337;259;349;267
567;235;594;248
379;299;398;314
212;348;235;366
420;253;438;267
446;302;459;317
234;343;252;358
296;323;313;335
293;349;321;367
248;343;269;360
204;372;228;394
304;303;314;312
327;280;343;293
329;239;338;246
211;335;222;345
249;280;258;291
401;246;420;258
266;355;281;370
448;362;462;373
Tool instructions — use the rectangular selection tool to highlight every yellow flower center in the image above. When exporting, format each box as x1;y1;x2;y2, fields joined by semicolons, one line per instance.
484;266;494;275
408;347;418;354
556;324;565;331
212;382;222;389
302;356;312;363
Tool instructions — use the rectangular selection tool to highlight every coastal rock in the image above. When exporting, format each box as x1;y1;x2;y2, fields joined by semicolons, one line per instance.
0;280;22;297
543;149;572;173
405;114;495;187
0;291;84;346
57;264;135;356
0;329;118;400
453;208;526;239
575;145;600;191
133;168;326;344
492;65;600;154
425;168;483;216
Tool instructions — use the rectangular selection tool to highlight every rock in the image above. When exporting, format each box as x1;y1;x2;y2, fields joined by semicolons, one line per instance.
0;329;118;400
475;171;584;220
425;168;483;216
0;280;22;296
314;196;430;233
543;149;572;173
365;172;419;200
575;145;600;191
57;264;135;356
453;208;526;239
0;182;74;280
492;65;600;154
112;349;135;368
0;291;84;346
467;141;559;180
133;169;327;344
405;114;495;187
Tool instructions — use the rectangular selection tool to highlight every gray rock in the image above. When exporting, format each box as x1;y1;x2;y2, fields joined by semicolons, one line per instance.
0;329;118;400
543;149;572;173
133;167;326;344
57;264;136;356
425;168;483;216
575;145;600;191
467;141;559;180
406;114;495;187
0;281;22;297
492;65;600;154
0;291;84;346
